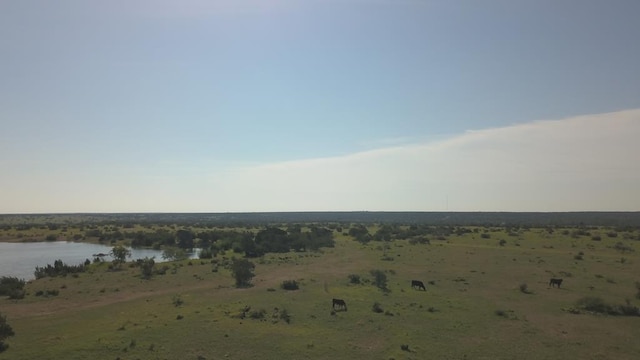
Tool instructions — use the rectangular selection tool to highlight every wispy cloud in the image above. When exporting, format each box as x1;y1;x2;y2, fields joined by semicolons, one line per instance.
121;0;293;18
203;109;640;212
2;109;639;213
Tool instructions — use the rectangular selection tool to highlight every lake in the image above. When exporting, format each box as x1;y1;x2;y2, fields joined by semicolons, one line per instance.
0;242;197;280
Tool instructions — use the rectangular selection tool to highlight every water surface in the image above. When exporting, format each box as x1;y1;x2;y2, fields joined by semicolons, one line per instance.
0;242;187;280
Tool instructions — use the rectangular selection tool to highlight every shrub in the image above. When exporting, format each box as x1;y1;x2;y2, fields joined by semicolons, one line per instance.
372;302;384;313
498;239;506;246
249;309;267;320
110;245;131;267
162;247;189;261
34;260;86;279
617;300;640;316
231;258;255;287
0;312;15;352
370;269;388;291
381;253;395;261
139;257;155;279
35;289;58;297
281;280;299;291
614;242;634;253
348;274;361;284
279;308;291;324
198;248;214;259
0;277;25;298
575;297;640;316
576;297;611;314
519;283;532;294
481;233;491;239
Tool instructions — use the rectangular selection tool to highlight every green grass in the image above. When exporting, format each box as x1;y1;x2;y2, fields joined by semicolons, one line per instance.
1;227;640;359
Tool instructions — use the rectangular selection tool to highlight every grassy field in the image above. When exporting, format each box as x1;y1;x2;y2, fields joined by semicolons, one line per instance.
1;227;639;359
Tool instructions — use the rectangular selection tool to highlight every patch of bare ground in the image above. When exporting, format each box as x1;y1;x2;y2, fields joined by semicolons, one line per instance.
3;279;219;319
253;241;371;289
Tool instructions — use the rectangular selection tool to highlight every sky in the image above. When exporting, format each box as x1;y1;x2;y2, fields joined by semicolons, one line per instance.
1;0;640;213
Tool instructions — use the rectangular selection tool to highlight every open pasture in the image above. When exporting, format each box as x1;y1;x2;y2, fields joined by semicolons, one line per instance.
1;226;639;359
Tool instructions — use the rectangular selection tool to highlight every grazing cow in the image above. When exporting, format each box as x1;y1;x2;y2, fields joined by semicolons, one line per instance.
411;280;426;291
332;298;347;311
549;278;563;288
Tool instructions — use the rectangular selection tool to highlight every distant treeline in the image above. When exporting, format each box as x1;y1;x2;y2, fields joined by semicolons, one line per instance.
2;211;640;227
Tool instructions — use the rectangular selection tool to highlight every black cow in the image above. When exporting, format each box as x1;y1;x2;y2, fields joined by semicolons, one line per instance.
411;280;426;291
332;298;347;311
549;278;563;288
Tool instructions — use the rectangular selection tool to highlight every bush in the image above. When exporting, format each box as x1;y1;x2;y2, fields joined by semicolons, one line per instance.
0;277;25;298
519;283;532;294
279;308;291;324
575;297;640;316
617;300;640;316
35;289;59;297
249;309;267;319
162;247;188;261
34;260;86;279
230;258;255;288
281;280;299;291
348;274;361;284
198;248;214;259
139;257;155;279
372;302;384;313
370;269;388;291
110;245;131;267
613;242;634;253
0;312;15;352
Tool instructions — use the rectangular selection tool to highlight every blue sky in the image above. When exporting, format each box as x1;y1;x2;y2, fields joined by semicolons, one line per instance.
1;0;640;213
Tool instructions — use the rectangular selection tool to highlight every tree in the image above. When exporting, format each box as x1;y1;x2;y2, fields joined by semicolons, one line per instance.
162;247;189;261
230;258;255;287
370;269;388;291
0;312;15;352
175;229;195;249
110;245;131;268
255;227;290;253
139;257;155;279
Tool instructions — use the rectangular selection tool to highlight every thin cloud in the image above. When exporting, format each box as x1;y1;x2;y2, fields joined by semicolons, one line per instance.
2;109;639;213
121;0;293;18
207;109;640;212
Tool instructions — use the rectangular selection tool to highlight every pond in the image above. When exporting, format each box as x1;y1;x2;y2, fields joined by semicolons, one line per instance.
0;241;197;280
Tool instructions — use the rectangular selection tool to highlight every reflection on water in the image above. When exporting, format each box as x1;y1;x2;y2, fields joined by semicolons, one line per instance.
0;242;197;280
